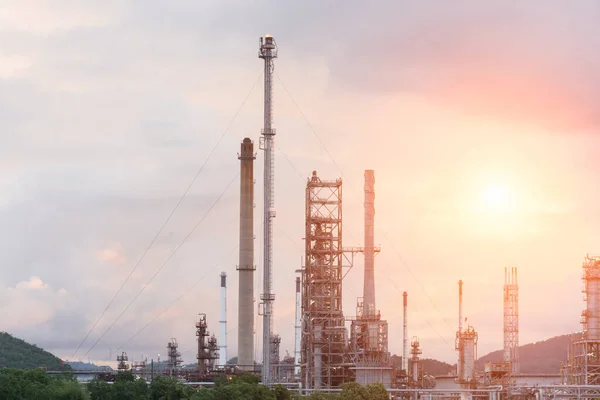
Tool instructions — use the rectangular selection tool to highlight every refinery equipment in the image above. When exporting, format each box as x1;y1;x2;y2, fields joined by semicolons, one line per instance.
504;267;519;374
564;255;600;384
456;280;478;395
349;170;391;387
258;33;279;384
301;171;348;389
166;338;183;376
409;337;422;386
219;272;227;367
484;267;519;387
196;313;218;377
117;352;129;371
237;137;256;371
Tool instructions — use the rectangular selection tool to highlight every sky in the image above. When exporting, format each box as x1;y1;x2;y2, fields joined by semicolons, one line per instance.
1;0;600;367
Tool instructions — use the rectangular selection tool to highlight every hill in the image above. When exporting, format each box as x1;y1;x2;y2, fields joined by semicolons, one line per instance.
0;332;70;371
390;354;454;376
476;334;572;374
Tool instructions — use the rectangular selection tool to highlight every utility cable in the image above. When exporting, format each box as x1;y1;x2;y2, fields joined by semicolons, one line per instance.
275;71;456;337
117;245;239;351
70;70;262;360
79;172;240;361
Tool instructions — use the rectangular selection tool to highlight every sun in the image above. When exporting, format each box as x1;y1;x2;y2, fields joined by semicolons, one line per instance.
480;183;516;214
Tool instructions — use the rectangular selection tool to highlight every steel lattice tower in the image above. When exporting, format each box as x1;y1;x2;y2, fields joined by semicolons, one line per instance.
504;267;519;374
301;171;347;389
258;34;278;384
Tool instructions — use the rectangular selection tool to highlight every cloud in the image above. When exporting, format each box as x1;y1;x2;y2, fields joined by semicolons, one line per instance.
97;243;127;265
326;1;600;132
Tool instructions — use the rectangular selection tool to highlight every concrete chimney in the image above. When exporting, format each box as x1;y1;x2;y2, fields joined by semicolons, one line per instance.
238;138;255;370
364;170;375;316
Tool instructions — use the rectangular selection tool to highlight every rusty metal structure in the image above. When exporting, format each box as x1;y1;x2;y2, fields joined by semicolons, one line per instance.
117;351;129;371
301;171;348;390
504;267;519;374
564;256;600;385
166;338;182;376
196;313;218;377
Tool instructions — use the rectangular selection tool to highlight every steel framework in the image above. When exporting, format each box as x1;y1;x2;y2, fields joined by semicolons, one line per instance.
301;171;348;390
568;256;600;385
167;338;183;376
258;34;278;384
196;313;218;377
504;267;519;374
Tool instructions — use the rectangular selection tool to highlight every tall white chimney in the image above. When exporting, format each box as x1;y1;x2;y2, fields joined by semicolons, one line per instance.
219;272;227;367
294;276;301;377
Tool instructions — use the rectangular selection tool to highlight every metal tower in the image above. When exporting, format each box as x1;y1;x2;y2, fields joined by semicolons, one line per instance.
570;255;600;384
166;338;183;376
504;267;519;374
301;171;347;389
258;34;278;384
237;138;256;371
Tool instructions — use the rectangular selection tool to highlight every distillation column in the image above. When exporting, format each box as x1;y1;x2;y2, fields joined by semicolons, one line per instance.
503;267;519;374
456;280;478;399
219;272;227;367
238;138;255;371
259;34;278;384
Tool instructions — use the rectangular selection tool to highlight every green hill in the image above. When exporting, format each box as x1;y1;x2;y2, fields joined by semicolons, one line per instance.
476;334;572;374
0;332;71;371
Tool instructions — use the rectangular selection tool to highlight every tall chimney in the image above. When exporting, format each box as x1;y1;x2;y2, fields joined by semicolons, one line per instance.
403;291;408;373
238;138;255;370
458;279;463;333
294;276;301;377
219;272;227;367
364;170;376;316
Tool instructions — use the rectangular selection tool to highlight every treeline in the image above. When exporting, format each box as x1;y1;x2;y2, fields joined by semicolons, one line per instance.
0;369;390;400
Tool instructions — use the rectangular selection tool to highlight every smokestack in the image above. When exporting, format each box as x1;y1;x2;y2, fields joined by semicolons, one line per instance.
294;276;301;377
458;280;463;333
364;170;375;316
219;272;227;367
238;138;255;371
403;291;408;373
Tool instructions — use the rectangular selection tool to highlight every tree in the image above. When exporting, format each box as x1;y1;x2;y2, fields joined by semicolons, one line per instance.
364;383;389;400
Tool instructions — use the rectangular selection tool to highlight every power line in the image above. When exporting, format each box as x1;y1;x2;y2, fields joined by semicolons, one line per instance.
117;246;239;351
275;71;456;336
70;70;262;360
79;172;240;361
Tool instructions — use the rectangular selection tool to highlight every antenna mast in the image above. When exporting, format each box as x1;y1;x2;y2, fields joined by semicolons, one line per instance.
259;34;278;385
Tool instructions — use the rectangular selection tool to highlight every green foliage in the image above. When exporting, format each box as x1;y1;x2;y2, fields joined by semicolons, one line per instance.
0;369;88;400
273;384;292;400
363;383;389;400
0;332;71;370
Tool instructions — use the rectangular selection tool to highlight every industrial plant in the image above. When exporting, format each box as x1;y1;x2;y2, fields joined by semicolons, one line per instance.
80;36;600;400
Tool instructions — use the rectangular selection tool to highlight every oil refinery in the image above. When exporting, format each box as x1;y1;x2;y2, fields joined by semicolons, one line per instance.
79;35;600;400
